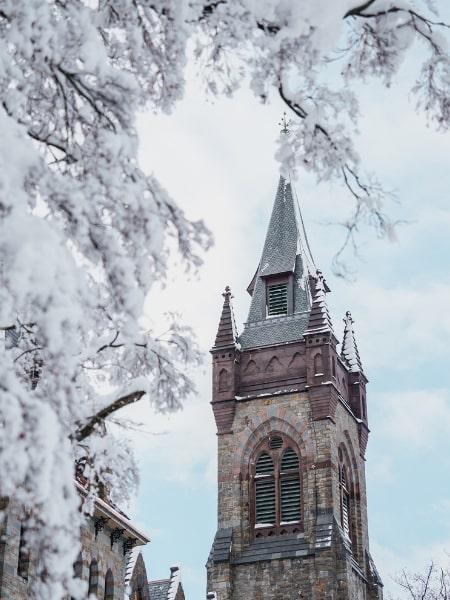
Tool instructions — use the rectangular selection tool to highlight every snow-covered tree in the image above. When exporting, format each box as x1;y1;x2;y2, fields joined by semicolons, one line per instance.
0;1;448;597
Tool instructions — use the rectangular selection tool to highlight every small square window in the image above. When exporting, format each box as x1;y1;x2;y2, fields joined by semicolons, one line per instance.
267;283;288;316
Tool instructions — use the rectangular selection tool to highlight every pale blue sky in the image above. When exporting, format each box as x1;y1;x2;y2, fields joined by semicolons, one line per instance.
121;36;450;599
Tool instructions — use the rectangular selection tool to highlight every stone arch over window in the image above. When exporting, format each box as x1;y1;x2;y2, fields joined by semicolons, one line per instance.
313;352;323;375
244;359;258;375
237;416;312;477
218;368;229;392
89;558;99;595
265;356;282;373
287;351;302;372
104;568;114;600
250;433;302;538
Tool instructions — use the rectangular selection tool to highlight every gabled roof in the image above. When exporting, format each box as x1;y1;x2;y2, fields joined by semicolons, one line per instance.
239;176;316;349
149;579;170;600
125;546;141;589
149;566;184;600
341;311;363;373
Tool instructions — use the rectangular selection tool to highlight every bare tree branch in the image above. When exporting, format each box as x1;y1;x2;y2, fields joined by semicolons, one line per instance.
74;390;146;442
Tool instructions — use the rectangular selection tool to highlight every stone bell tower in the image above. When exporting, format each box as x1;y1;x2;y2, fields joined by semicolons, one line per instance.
206;176;383;600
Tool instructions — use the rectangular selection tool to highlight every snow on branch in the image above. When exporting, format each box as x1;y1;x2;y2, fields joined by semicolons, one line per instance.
0;0;449;596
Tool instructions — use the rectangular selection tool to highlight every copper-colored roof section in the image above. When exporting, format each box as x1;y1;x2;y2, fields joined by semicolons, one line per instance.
341;311;363;373
304;270;334;336
212;286;238;350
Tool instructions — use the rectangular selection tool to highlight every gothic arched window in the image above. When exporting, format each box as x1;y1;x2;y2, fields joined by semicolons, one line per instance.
338;445;357;553
73;552;83;580
252;434;302;537
339;466;351;539
17;523;30;580
89;559;99;595
104;568;114;600
313;352;324;375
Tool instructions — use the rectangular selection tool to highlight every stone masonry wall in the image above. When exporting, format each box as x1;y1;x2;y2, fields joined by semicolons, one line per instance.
0;497;127;600
0;498;35;600
77;516;126;599
208;388;375;600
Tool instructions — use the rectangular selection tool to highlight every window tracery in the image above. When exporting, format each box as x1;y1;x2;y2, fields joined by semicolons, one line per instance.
251;434;302;537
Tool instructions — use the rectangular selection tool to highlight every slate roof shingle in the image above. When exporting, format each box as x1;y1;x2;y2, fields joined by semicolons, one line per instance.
239;176;316;350
149;579;170;600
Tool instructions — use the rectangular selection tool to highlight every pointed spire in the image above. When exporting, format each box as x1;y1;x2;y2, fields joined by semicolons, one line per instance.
341;311;363;373
304;270;334;335
212;286;238;350
240;175;319;349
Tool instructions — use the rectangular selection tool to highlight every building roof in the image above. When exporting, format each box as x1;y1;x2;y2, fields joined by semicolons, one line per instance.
75;480;150;545
239;176;316;349
149;566;183;600
124;546;141;589
149;579;171;600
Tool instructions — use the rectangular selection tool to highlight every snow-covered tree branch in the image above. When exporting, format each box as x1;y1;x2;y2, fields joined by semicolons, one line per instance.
0;0;448;597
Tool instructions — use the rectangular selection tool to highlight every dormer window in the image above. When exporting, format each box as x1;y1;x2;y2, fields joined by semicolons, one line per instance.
267;283;288;316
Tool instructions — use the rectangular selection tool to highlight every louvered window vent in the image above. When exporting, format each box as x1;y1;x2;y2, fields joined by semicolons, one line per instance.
255;479;276;524
281;448;299;472
340;467;351;539
255;452;274;475
253;439;302;532
342;492;350;537
267;284;288;316
280;477;301;522
269;436;283;449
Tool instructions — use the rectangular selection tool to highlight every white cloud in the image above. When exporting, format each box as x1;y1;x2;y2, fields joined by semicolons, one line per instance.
122;386;217;486
373;388;450;447
331;279;450;371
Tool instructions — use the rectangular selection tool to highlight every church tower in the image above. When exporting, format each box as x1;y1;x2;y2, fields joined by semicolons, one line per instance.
207;176;383;600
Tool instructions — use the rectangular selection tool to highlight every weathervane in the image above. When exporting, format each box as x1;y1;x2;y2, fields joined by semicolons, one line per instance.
279;111;292;134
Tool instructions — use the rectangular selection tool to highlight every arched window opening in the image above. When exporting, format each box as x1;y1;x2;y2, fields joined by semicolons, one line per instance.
281;448;299;472
255;453;275;525
339;467;351;539
280;449;300;522
313;353;323;375
362;395;367;420
73;552;83;580
332;356;336;378
89;559;99;595
252;437;301;535
269;436;283;450
104;568;114;600
218;368;229;392
17;524;30;580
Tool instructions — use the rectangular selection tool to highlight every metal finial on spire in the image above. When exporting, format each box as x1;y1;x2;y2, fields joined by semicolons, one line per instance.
222;285;232;300
279;112;292;135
